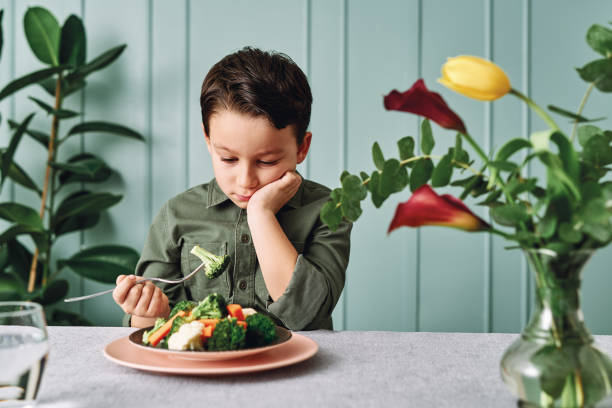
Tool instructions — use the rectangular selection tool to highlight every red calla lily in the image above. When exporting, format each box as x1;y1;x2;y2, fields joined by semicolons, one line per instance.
384;79;467;134
388;184;489;234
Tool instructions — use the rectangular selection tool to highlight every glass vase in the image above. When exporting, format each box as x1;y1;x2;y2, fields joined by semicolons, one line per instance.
500;249;612;407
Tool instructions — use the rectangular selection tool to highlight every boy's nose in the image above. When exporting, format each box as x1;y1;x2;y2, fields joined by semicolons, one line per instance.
238;165;258;190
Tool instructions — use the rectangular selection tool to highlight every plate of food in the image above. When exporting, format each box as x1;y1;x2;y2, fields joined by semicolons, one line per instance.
127;293;292;361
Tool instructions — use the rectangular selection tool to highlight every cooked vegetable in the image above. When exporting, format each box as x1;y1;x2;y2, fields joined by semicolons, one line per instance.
227;304;245;321
191;293;227;319
207;317;246;351
196;318;219;328
169;300;197;318
167;321;205;351
202;325;214;338
148;310;186;347
190;245;230;279
245;313;277;347
143;317;166;345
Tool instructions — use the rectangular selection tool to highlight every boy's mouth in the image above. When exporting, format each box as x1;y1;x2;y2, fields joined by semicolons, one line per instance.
235;193;252;202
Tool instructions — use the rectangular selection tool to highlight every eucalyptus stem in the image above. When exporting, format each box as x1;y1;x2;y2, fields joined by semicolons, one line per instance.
509;88;560;131
570;82;595;143
27;71;63;292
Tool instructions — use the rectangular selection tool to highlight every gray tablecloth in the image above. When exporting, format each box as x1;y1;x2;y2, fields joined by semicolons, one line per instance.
36;327;612;408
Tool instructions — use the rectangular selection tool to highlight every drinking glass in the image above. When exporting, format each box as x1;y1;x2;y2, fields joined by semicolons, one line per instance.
0;302;49;407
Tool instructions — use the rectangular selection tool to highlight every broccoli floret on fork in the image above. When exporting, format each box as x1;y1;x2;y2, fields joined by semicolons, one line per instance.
190;245;230;279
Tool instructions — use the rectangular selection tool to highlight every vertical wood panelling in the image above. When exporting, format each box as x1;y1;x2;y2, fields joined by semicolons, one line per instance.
310;0;345;329
419;0;486;332
151;0;187;217
2;1;612;332
82;0;149;325
490;0;524;333
345;0;418;331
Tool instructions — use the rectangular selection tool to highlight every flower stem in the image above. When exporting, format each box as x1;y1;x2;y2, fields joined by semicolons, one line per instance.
509;88;560;131
570;82;595;143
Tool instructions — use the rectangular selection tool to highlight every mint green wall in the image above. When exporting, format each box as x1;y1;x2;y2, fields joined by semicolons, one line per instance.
1;0;611;333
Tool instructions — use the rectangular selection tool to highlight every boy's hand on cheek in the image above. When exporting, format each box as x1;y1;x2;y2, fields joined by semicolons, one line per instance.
247;171;301;215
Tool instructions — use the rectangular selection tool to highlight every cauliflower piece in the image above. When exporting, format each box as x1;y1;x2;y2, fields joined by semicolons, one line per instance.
242;308;257;317
167;321;205;351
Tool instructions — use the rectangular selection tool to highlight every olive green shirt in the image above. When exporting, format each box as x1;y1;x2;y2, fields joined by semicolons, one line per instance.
123;176;352;330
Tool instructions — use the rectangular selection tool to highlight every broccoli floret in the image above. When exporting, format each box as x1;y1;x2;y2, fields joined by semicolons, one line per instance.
191;245;230;279
191;293;227;319
169;300;197;318
245;313;277;347
207;317;246;351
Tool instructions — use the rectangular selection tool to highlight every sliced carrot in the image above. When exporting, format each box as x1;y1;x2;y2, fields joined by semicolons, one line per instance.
227;304;245;321
196;318;219;328
237;321;247;330
148;310;186;347
202;325;214;338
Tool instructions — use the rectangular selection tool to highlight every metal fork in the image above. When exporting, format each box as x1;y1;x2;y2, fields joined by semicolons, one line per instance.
63;261;205;303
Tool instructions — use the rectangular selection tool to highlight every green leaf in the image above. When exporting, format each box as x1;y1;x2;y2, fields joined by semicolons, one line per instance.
0;225;47;253
340;170;350;183
530;345;574;399
576;59;612;92
538;208;558;239
57;245;140;284
59;15;86;67
559;222;583;244
487;160;518;172
421;119;434;155
54;212;100;237
487;138;531;189
490;204;530;227
53;191;122;226
38;76;85;99
380;159;409;196
0;203;43;229
477;189;503;206
397;136;415;161
583;134;612;168
410;158;433;192
586;24;612;57
66;44;126;82
24;7;60;66
1;113;35;191
66;121;144;141
453;134;463;160
28;96;80;118
372;142;385;171
359;171;369;182
578;124;603;147
368;171;386;208
8;119;50;148
321;200;341;231
54;153;113;185
341;174;367;201
431;151;453;187
0;65;65;101
0;276;23;301
40;279;68;305
547;104;605;123
0;153;40;193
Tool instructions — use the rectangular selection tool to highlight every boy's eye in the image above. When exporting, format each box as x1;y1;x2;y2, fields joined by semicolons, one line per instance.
258;160;279;166
221;157;237;163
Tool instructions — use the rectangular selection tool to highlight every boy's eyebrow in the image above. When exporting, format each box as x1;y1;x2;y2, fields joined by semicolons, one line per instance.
213;143;283;155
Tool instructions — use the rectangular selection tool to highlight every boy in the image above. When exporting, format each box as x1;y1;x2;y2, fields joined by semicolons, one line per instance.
113;47;351;330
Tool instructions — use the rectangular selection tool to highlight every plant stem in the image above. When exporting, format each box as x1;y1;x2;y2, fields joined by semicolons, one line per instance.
570;82;595;143
509;88;560;131
27;72;63;292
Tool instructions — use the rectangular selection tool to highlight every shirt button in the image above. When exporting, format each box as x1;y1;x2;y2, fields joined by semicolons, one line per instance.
239;280;247;291
240;234;250;244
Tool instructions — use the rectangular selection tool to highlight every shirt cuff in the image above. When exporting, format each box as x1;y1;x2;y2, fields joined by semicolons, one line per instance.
266;254;328;330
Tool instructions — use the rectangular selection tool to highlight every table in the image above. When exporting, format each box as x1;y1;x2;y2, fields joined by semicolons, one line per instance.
36;327;612;407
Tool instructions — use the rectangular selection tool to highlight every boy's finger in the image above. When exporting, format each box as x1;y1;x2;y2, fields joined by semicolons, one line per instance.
134;282;155;315
147;288;164;316
113;275;136;304
123;283;144;313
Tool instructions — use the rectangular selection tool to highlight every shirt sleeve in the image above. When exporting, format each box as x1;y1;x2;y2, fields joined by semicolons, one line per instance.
122;202;187;326
266;219;352;330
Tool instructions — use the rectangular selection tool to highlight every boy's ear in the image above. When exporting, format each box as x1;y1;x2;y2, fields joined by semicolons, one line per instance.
296;132;312;164
202;123;212;154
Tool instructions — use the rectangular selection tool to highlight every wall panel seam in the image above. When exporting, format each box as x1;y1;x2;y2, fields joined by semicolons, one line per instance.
184;0;190;191
341;0;348;331
147;0;153;224
415;0;423;333
484;0;493;333
304;0;311;180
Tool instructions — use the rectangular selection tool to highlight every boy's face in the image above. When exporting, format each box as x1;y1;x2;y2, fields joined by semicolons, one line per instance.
204;109;311;209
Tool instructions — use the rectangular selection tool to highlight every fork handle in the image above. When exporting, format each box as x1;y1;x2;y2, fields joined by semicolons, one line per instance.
63;278;151;303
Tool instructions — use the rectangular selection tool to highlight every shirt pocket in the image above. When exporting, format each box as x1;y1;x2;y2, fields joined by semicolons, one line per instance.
181;240;231;302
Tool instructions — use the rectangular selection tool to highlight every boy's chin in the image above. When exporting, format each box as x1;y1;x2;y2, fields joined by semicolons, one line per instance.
230;198;249;209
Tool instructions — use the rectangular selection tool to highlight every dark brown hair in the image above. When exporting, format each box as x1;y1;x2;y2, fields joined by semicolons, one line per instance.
200;47;312;145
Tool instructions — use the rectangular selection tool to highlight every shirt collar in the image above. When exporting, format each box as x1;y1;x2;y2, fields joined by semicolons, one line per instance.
207;173;304;209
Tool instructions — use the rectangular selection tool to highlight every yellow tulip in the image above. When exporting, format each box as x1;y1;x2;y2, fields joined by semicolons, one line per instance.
438;55;511;101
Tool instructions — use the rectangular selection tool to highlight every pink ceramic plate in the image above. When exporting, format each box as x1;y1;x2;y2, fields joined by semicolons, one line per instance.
103;333;318;375
128;325;291;361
